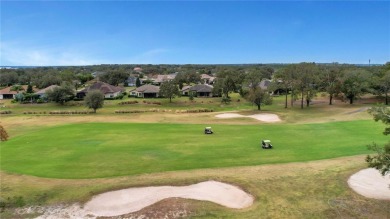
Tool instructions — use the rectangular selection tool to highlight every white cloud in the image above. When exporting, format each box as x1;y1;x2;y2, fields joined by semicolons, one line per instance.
0;42;104;66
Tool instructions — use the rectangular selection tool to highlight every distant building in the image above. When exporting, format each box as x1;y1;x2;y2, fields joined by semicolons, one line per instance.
182;84;214;97
77;81;124;99
35;85;59;98
133;67;143;73
130;84;160;98
152;73;177;85
200;74;216;85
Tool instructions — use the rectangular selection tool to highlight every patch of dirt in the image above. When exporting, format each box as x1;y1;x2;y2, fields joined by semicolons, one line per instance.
98;198;192;219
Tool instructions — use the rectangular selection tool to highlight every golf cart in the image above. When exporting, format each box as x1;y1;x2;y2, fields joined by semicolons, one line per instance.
204;127;213;134
261;140;273;149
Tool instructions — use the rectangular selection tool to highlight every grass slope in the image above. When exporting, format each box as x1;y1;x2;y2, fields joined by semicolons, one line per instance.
1;121;387;179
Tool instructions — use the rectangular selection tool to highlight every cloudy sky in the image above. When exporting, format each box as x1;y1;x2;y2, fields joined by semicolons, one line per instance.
1;1;389;66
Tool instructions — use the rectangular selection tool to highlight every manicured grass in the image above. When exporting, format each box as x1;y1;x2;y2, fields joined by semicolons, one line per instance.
1;120;387;179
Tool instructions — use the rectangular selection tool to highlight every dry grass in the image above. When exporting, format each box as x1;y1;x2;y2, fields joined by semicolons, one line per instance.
1;156;389;218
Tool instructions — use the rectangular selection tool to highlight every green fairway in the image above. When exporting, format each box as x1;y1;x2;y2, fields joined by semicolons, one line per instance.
1;121;387;179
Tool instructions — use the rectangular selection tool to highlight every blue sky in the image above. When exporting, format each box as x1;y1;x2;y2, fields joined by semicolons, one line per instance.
1;1;389;66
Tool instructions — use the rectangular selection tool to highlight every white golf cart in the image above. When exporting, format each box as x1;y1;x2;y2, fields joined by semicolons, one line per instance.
261;140;273;149
204;127;213;134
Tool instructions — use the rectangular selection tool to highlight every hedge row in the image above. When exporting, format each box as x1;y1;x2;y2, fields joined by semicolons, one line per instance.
175;109;214;113
115;108;213;114
0;111;12;114
115;109;160;113
48;111;92;114
142;100;162;105
118;100;139;105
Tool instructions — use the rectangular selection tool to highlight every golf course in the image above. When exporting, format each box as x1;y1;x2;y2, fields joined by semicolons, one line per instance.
1;94;390;218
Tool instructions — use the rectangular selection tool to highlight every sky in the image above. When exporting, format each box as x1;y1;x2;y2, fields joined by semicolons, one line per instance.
1;1;389;66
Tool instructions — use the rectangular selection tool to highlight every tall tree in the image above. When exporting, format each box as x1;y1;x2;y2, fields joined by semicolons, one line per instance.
320;65;344;105
366;106;390;176
274;65;298;108
26;84;34;94
340;69;370;104
245;87;272;110
84;90;105;113
136;77;141;87
46;82;75;105
245;68;264;91
159;81;180;103
295;63;319;109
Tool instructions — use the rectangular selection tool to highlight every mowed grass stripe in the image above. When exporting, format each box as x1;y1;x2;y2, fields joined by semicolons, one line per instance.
1;121;387;179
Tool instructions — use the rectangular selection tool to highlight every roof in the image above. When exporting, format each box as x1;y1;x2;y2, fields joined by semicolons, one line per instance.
35;85;59;95
189;84;213;93
263;140;271;143
79;81;124;94
181;85;191;91
153;74;177;83
0;85;37;95
259;79;272;90
134;84;160;93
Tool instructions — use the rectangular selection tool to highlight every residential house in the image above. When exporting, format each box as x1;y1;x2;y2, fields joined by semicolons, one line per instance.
130;84;160;98
188;84;214;97
181;85;191;96
35;85;59;98
76;81;125;99
0;85;30;99
152;73;177;85
200;74;216;85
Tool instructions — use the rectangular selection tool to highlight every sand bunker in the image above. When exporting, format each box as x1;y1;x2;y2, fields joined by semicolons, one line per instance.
84;181;253;217
215;113;281;122
348;168;390;200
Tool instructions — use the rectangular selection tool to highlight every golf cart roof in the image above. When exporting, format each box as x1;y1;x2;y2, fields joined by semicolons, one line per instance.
263;140;271;143
205;127;212;129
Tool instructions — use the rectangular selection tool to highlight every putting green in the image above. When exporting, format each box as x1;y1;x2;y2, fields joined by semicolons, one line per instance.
0;121;387;179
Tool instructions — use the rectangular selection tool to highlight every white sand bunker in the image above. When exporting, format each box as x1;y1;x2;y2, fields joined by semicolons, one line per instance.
84;181;254;217
348;168;390;200
215;113;281;122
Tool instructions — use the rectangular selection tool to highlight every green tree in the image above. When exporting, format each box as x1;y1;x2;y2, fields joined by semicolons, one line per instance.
84;90;105;113
366;105;390;176
372;69;390;105
26;84;33;94
136;77;141;87
295;63;319;109
100;71;129;86
159;81;180;103
245;87;272;110
341;69;370;104
320;65;343;105
46;83;75;105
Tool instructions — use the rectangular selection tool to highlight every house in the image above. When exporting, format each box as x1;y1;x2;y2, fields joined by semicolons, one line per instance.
259;79;272;90
189;84;214;97
0;85;29;99
133;67;143;73
76;81;125;99
200;74;216;85
152;73;177;85
181;85;191;96
130;84;160;98
35;85;59;98
126;76;138;87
